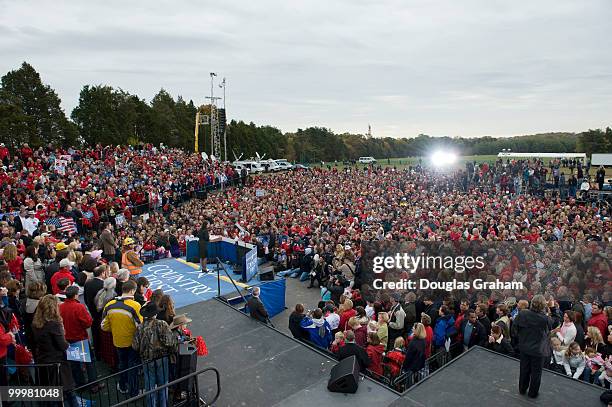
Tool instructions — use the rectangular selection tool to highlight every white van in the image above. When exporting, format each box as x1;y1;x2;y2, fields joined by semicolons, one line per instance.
232;162;249;173
358;156;377;164
239;161;264;173
274;159;294;170
260;159;282;172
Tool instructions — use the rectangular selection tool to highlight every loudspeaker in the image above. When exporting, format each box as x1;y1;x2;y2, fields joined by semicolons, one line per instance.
327;356;359;394
218;108;227;135
259;268;274;281
177;342;198;393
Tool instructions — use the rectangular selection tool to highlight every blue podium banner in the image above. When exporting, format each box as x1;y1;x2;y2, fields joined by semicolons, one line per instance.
66;340;92;363
184;237;259;282
243;247;258;282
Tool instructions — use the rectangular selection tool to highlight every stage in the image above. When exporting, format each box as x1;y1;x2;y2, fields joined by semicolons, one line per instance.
394;346;603;407
151;260;604;406
183;300;604;406
184;299;400;407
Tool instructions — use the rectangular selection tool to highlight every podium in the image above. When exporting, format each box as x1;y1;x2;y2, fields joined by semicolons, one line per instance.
184;236;259;282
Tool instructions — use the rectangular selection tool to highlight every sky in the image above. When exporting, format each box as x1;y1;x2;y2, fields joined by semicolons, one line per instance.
1;0;611;138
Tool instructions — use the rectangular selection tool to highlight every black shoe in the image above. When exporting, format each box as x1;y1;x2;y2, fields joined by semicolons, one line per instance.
527;393;538;399
519;389;527;396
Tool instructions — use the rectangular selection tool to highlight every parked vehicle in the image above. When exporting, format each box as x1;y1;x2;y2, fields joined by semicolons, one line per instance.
274;159;294;170
232;162;249;173
358;156;377;164
260;159;282;172
234;160;264;173
293;164;311;170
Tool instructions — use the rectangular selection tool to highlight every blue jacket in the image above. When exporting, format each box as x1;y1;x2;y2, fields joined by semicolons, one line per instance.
433;315;456;347
300;317;332;349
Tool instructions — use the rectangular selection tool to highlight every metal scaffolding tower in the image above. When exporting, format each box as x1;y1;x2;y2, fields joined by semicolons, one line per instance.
205;73;222;158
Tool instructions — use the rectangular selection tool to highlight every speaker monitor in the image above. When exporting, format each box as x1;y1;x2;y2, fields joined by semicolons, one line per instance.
259;265;275;281
327;356;359;394
218;108;227;135
259;270;274;281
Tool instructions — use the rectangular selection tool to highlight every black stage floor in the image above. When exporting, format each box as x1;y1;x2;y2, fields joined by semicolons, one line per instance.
394;346;603;407
181;299;399;407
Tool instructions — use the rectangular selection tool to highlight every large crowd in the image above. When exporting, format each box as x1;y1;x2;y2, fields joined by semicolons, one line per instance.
0;142;610;405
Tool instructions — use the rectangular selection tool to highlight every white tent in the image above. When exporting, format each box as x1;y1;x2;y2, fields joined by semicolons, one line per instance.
591;154;612;166
497;152;586;159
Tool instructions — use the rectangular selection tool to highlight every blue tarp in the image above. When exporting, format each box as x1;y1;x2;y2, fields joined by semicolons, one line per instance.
251;278;286;318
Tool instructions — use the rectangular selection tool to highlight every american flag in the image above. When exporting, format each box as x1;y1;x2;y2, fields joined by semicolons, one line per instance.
45;216;78;235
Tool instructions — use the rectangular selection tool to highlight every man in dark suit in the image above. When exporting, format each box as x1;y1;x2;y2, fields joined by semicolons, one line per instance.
99;222;117;264
476;303;492;336
198;221;209;272
84;265;108;358
247;287;269;323
515;295;553;399
459;310;487;351
337;330;371;372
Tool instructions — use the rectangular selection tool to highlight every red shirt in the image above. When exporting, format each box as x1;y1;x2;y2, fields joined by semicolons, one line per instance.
366;344;385;375
339;309;357;332
59;298;93;342
0;325;13;359
587;312;607;339
7;257;23;280
50;268;75;294
0;147;9;161
424;326;433;358
386;349;405;377
20;147;33;160
449;231;462;241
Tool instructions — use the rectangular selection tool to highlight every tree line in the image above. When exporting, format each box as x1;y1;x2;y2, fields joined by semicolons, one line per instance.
1;62;610;161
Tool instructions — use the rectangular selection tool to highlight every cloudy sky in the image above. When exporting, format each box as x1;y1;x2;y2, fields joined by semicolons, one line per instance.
1;0;610;138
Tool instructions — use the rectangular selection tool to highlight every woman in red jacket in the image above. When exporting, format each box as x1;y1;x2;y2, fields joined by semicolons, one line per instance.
59;286;102;391
338;299;356;332
0;323;16;385
3;244;23;281
366;332;385;376
385;336;406;378
421;313;434;358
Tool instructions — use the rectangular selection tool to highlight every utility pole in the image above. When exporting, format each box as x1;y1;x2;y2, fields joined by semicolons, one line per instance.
209;72;216;158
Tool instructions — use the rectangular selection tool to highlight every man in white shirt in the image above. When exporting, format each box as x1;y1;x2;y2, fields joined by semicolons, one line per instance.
324;305;340;331
22;211;39;235
579;178;590;199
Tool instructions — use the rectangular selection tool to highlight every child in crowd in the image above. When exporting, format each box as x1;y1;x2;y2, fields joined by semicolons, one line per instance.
549;337;566;374
598;360;612;389
582;347;605;383
384;337;406;378
348;317;367;347
330;331;345;353
367;320;379;336
563;341;586;379
134;277;152;306
109;261;120;277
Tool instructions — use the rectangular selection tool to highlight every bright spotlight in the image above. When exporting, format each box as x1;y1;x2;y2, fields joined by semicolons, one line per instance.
431;151;458;167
